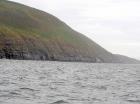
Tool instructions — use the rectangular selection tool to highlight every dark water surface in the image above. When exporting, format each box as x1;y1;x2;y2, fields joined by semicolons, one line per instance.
0;60;140;104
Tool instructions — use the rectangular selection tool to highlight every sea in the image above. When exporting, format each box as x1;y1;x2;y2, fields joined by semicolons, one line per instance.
0;60;140;104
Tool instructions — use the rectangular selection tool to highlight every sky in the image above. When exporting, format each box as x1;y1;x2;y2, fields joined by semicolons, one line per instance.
9;0;140;59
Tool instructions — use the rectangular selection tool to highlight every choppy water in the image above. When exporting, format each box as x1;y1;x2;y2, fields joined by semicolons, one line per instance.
0;60;140;104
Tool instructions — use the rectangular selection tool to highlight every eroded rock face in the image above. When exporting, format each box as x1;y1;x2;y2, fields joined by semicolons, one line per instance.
0;44;49;60
0;36;97;62
0;29;101;62
0;47;97;62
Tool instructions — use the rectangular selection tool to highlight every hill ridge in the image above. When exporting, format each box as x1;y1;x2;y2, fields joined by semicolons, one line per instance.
0;0;139;64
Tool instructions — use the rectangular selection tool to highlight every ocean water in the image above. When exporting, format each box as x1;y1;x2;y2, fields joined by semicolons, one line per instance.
0;60;140;104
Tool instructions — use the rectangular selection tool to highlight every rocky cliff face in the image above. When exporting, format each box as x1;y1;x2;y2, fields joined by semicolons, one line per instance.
0;0;139;63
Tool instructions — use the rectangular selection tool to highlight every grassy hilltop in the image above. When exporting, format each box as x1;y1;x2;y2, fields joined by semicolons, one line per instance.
0;0;139;63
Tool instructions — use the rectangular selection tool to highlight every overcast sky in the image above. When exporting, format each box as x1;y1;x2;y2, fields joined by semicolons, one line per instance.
9;0;140;59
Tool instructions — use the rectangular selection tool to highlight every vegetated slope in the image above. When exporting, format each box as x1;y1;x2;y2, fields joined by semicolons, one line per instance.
0;0;139;63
